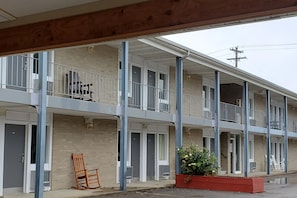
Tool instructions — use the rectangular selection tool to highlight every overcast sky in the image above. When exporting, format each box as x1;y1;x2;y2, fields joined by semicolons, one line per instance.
164;16;297;93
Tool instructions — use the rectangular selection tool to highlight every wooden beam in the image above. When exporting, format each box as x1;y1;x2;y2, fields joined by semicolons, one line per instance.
1;0;297;55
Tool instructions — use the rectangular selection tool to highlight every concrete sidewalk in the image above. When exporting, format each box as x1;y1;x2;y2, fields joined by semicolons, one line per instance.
5;172;297;198
4;180;175;198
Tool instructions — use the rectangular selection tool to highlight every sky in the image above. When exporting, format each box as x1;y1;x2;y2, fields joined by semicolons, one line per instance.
164;16;297;93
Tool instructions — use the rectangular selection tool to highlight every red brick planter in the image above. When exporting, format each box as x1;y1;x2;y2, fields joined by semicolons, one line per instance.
176;174;264;193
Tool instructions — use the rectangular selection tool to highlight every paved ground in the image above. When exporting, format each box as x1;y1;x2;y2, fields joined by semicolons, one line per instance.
5;173;297;198
90;174;297;198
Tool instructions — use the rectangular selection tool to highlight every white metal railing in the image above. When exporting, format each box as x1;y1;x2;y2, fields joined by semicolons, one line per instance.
127;81;170;113
202;101;242;123
220;102;242;123
51;62;118;104
3;54;34;91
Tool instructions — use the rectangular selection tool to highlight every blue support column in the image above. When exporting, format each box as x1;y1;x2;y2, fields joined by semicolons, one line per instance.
284;96;288;173
34;52;48;198
120;41;128;191
175;57;183;175
214;71;220;169
243;81;249;177
266;90;271;175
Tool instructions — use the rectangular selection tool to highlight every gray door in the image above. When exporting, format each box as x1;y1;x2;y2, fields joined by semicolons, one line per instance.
131;133;140;180
147;134;155;180
147;70;156;111
4;124;25;188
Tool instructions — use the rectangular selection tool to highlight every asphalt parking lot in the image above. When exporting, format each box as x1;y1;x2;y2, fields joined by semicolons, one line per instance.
94;174;297;198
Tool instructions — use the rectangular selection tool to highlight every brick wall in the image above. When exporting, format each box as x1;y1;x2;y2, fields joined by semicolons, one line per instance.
169;66;203;117
51;114;117;190
54;45;118;104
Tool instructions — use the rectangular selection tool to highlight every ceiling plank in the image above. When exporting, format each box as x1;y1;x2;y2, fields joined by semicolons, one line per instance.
1;0;297;55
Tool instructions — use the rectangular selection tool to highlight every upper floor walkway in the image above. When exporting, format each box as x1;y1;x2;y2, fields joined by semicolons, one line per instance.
1;52;297;137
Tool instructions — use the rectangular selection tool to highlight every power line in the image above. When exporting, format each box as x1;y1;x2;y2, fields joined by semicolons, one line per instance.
240;43;297;48
227;47;247;68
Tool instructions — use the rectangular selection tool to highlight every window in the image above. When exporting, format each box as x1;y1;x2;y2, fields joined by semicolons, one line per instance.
31;125;49;164
118;131;120;161
248;92;254;118
203;85;214;111
159;73;168;100
203;86;208;109
32;52;53;77
203;137;215;153
159;134;167;160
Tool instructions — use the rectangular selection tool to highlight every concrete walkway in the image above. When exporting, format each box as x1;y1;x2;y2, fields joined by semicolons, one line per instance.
4;180;175;198
4;172;297;198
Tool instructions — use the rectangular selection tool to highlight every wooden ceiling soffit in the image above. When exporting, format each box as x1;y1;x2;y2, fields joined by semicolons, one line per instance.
1;0;297;56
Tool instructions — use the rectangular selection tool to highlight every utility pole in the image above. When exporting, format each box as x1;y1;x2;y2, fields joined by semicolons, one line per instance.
227;47;246;68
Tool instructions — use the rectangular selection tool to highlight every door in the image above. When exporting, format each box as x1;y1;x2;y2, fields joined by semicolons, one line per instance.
131;66;141;108
30;53;54;95
131;133;140;180
147;134;155;180
147;70;156;111
4;124;25;189
230;134;241;174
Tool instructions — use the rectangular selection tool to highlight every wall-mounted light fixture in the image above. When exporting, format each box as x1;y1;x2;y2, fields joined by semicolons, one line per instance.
85;117;94;129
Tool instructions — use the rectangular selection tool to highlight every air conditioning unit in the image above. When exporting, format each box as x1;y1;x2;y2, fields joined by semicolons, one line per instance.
159;165;170;180
159;103;169;112
204;111;213;119
119;166;133;183
30;171;50;192
33;79;53;95
250;119;256;126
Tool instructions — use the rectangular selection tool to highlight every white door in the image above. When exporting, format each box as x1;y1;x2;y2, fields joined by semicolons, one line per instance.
230;134;241;174
29;52;54;94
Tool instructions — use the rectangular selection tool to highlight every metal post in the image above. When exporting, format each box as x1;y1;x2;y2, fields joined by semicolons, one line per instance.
266;90;271;175
34;52;47;198
243;81;249;177
214;71;220;168
175;57;183;174
120;41;128;191
284;96;288;173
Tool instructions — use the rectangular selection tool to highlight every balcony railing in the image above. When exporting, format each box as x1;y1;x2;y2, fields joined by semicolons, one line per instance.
220;102;242;123
3;55;297;130
51;62;119;104
128;81;170;112
203;101;242;123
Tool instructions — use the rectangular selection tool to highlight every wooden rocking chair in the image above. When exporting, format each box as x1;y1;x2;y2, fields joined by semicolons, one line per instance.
71;153;101;190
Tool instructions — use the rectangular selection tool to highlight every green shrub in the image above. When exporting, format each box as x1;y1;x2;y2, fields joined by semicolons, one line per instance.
178;144;218;175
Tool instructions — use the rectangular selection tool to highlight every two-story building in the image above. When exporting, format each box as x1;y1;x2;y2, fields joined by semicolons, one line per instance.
1;37;297;196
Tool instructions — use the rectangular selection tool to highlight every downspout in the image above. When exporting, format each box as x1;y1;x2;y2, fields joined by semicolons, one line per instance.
175;50;190;175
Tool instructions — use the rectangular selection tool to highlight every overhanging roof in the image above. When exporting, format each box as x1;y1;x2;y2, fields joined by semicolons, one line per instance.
108;37;297;106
